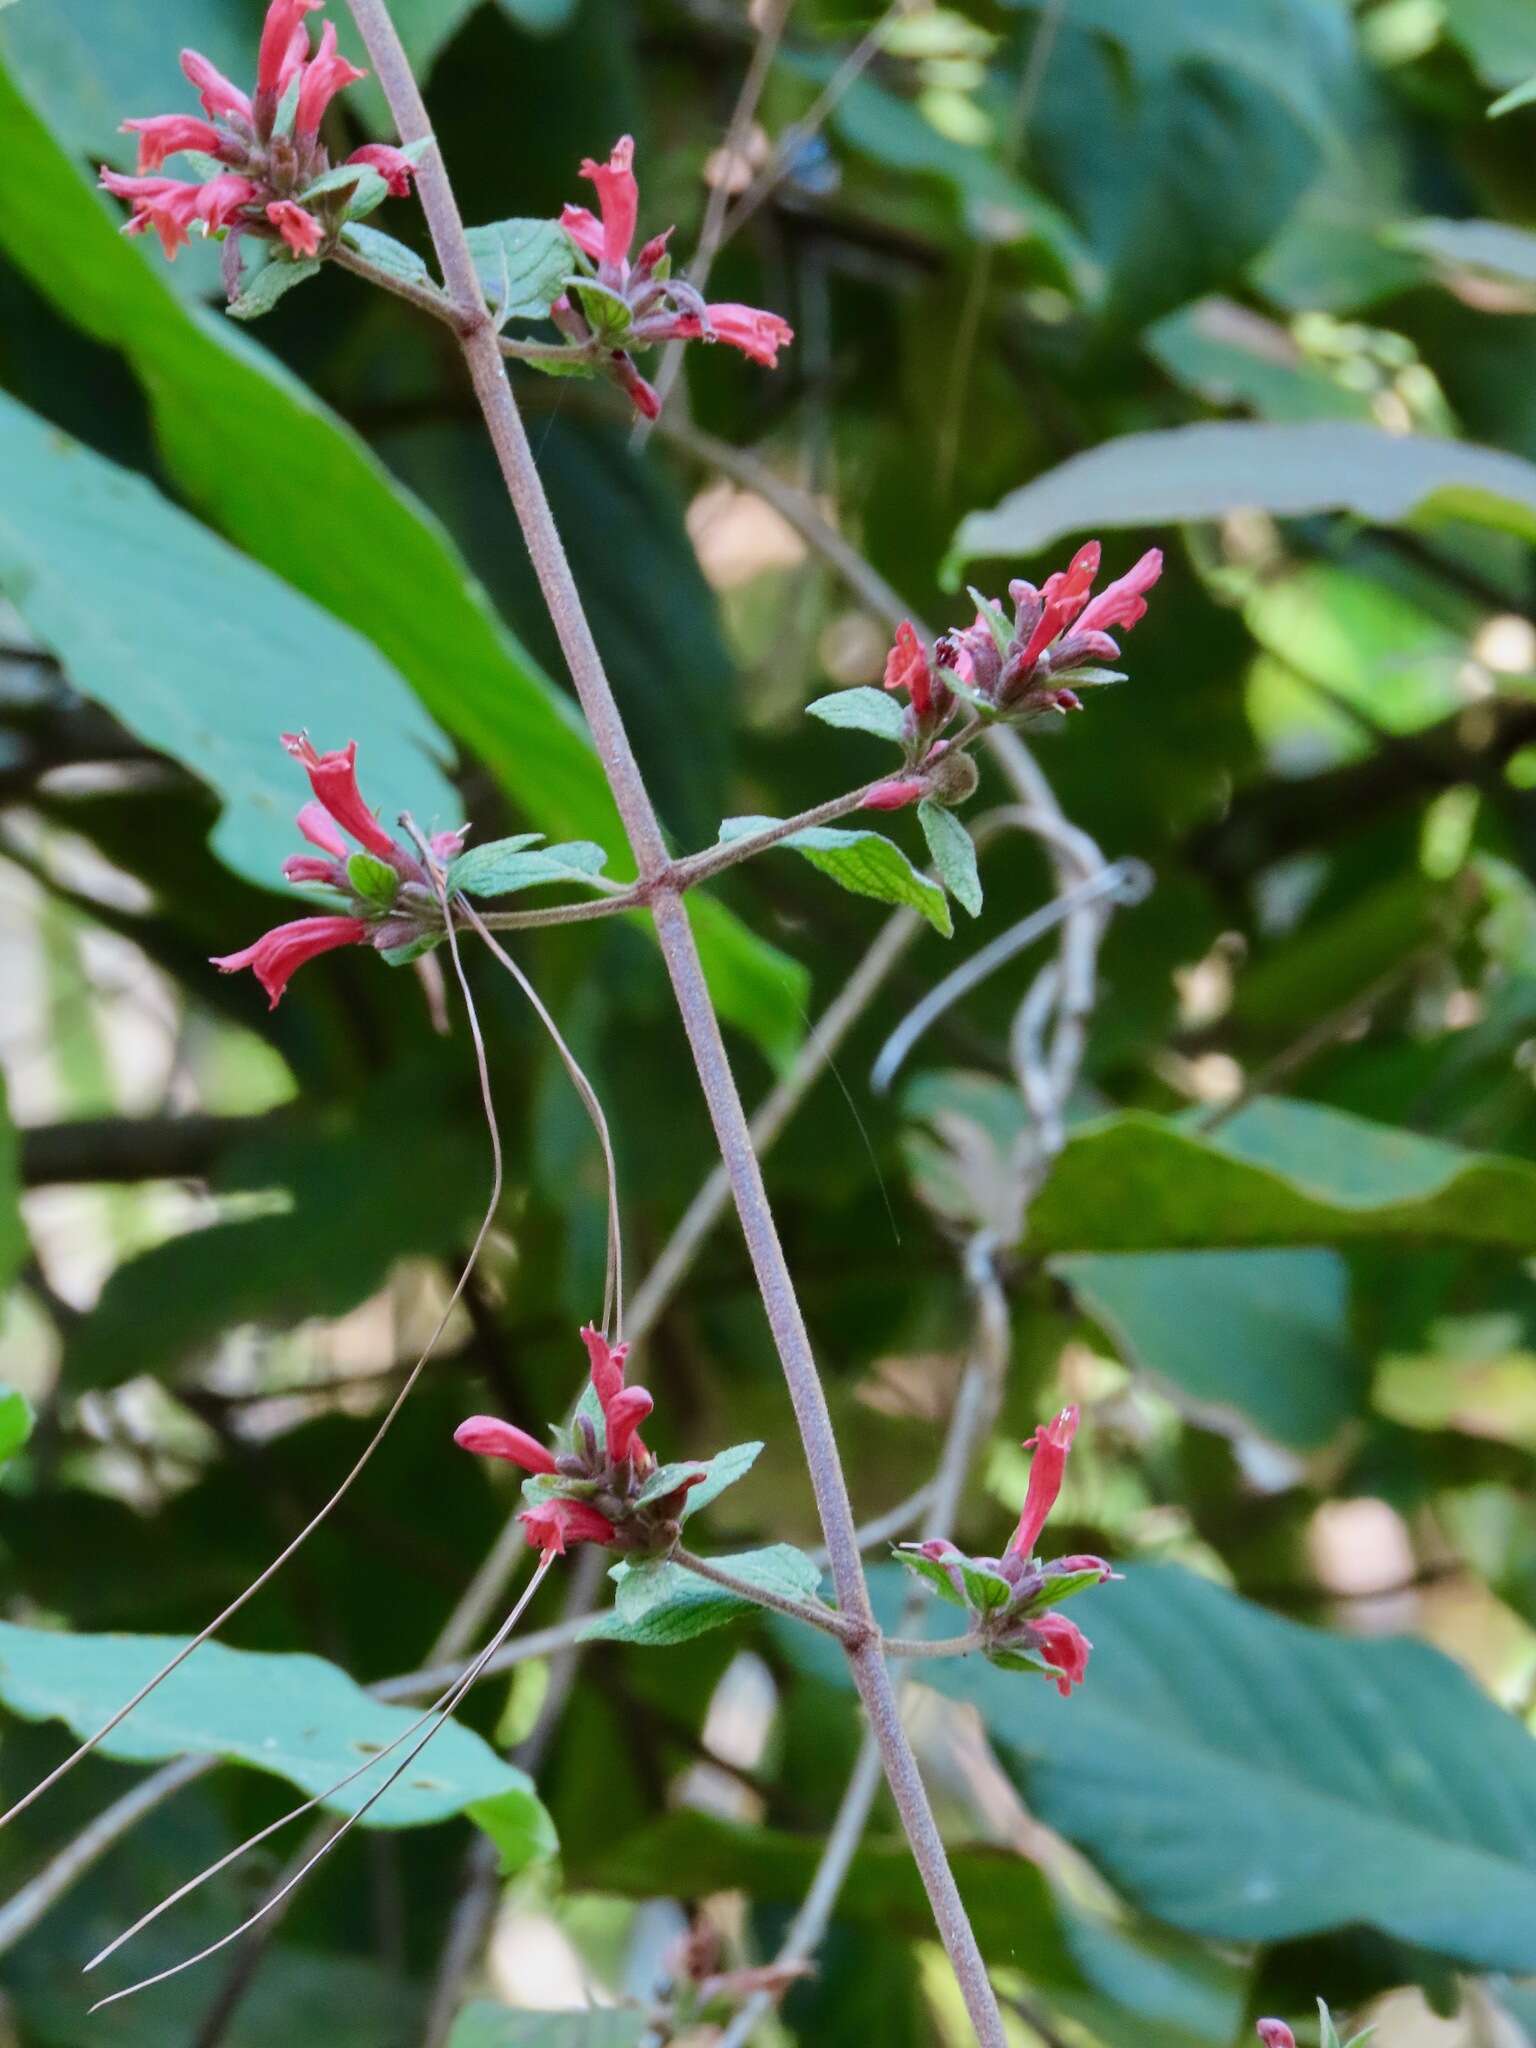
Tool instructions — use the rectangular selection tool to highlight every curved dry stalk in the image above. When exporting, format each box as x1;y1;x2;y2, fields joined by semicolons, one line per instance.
85;1553;554;2012
0;914;507;1837
453;896;626;1340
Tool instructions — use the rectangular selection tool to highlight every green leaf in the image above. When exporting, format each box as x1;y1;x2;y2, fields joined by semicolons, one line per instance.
917;800;982;917
568;277;633;344
584;1545;824;1647
807;1563;1536;1969
0;389;460;895
718;816;953;937
340;219;438;291
1054;1249;1362;1449
1490;74;1536;115
896;1548;970;1608
579;1810;1248;2047
805;687;908;742
946;422;1536;577
680;1439;763;1520
1146;297;1375;424
448;2007;647;2048
958;1557;1014;1610
1384;215;1536;286
447;838;610;898
228;255;322;322
1027;1099;1536;1254
346;851;399;908
0;1387;33;1465
0;1623;555;1860
464;218;578;325
299;162;387;213
0;57;802;1068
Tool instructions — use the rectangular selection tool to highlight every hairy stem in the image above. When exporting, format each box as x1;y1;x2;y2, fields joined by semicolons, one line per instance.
343;8;1004;2036
673;1546;860;1645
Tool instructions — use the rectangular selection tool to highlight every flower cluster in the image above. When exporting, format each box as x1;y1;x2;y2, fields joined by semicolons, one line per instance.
99;0;417;296
455;1326;706;1559
898;1406;1115;1694
551;136;794;419
864;542;1163;812
211;735;460;1008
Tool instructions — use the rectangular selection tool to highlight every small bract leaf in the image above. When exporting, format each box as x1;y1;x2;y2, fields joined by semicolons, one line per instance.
806;687;908;742
681;1440;763;1519
228;256;321;321
917;800;982;917
340;221;437;291
896;1548;969;1608
464;219;579;324
346;851;398;907
718;816;952;936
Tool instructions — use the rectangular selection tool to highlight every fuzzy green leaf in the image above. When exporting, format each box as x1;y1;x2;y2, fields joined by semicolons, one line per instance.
447;837;610;898
917;800;982;917
228;256;321;321
806;687;908;742
465;218;579;324
585;1545;824;1647
718;816;952;936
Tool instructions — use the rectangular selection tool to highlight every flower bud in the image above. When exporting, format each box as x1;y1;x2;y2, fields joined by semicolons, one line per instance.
923;748;980;807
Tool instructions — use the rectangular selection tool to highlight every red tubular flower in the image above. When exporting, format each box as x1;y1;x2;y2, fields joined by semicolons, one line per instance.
257;0;320;99
282;854;341;885
296;799;349;858
210;914;366;1008
863;777;927;812
121;114;222;173
453;1415;558;1475
294;20;366;140
1074;547;1164;638
1017;542;1100;668
520;1498;618;1559
611;354;662;421
883;620;932;719
1006;1405;1079;1560
267;200;322;257
197;174;260;232
180;49;253;123
282;734;398;860
699;303;795;367
1033;1611;1091;1697
1256;2026;1296;2048
605;1385;654;1464
98;172;205;257
346;143;416;198
580;1323;629;1411
571;135;638;273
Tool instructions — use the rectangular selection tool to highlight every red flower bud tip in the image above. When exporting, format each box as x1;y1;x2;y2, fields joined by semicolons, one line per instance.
611;352;662;421
1006;1404;1079;1561
580;1323;629;1411
180;49;253;124
120;114;222;174
211;914;365;1008
574;134;639;273
1075;547;1162;639
294;20;366;140
453;1415;558;1475
520;1497;617;1559
605;1385;653;1464
1033;1610;1091;1697
430;824;470;862
282;734;399;862
883;620;932;719
256;0;320;99
267;200;322;258
1256;2025;1296;2048
863;777;926;812
346;143;416;198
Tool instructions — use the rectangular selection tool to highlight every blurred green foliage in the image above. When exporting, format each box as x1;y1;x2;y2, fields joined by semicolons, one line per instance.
5;0;1536;2041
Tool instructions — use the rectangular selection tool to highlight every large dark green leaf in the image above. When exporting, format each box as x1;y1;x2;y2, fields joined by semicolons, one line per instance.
60;1092;487;1388
0;1623;555;1860
0;56;803;1065
1056;1249;1362;1448
791;1565;1536;1968
1027;1099;1536;1253
0;388;460;889
948;423;1536;574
